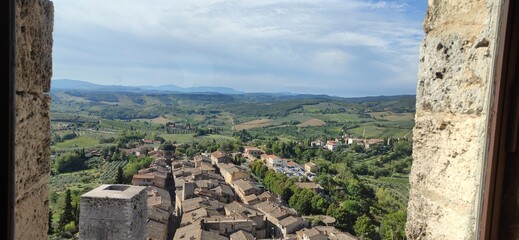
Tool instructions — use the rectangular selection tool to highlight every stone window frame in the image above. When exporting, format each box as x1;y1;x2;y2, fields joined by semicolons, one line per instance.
479;0;518;239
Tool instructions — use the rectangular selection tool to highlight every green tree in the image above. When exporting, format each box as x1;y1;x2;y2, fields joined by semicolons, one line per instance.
48;210;53;234
376;188;400;212
123;156;154;180
327;199;368;232
59;189;74;229
311;195;328;214
289;189;313;215
74;202;80;227
116;166;124;184
61;132;77;141
101;147;110;159
53;153;87;173
79;148;86;159
380;210;407;240
64;221;77;234
392;140;412;157
280;186;294;203
119;151;127;162
109;152;118;162
354;215;378;240
160;142;175;151
233;154;241;165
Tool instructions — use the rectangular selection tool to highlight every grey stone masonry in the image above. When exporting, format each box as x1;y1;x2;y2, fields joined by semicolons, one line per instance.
79;184;147;240
406;0;502;239
14;0;54;239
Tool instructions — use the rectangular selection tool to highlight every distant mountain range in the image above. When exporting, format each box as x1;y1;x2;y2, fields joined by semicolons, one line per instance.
51;79;247;95
51;79;416;102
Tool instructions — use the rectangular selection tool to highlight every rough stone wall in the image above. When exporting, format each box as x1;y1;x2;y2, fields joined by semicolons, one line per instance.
406;0;501;239
14;0;54;239
79;190;147;240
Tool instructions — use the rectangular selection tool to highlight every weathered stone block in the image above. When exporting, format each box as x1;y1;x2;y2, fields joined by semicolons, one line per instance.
423;0;487;36
16;0;54;93
407;113;486;239
80;185;148;240
15;92;51;197
15;182;49;240
416;35;494;115
407;0;502;239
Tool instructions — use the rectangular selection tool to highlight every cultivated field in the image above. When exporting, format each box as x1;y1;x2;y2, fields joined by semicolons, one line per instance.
297;118;326;127
137;116;171;124
234;119;272;130
369;111;414;121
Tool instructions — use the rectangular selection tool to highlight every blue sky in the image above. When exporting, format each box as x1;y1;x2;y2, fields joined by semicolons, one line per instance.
52;0;427;97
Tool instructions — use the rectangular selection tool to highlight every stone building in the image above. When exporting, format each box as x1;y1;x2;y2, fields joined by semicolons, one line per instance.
296;226;358;240
5;0;519;240
244;146;262;159
218;163;250;184
304;162;318;173
211;150;230;165
79;184;147;240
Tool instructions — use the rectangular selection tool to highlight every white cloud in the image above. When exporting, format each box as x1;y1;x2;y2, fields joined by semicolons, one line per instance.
52;0;426;97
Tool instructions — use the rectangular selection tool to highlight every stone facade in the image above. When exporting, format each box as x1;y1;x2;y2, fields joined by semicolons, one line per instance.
14;0;54;239
79;185;147;240
406;0;502;239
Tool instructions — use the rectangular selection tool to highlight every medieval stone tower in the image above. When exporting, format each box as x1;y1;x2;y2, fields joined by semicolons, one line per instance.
79;184;147;240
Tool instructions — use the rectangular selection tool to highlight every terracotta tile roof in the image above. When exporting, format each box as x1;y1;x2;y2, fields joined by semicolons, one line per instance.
211;151;226;159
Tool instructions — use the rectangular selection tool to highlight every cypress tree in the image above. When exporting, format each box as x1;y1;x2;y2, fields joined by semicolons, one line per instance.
48;210;53;234
116;166;124;184
74;202;80;226
59;189;74;229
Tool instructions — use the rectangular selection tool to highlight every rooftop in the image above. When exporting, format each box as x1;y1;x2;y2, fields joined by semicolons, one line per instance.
233;179;257;192
221;165;246;175
286;161;300;167
211;151;226;159
230;230;255;240
225;201;263;216
296;228;327;240
305;162;317;167
212;185;235;196
147;219;168;239
279;216;303;227
314;226;358;240
199;164;216;172
242;194;258;203
181;207;210;226
257;191;276;201
81;184;146;200
254;201;292;220
265;154;280;160
244;146;261;151
174;224;229;240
